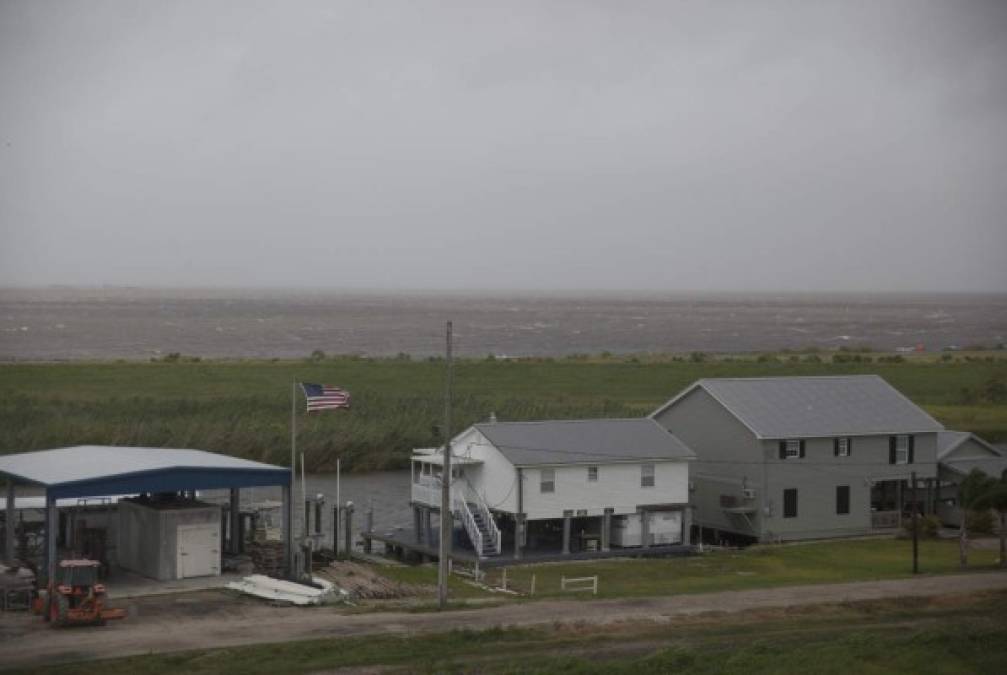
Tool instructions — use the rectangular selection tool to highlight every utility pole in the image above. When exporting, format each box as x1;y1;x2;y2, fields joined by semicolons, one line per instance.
911;471;919;574
437;321;454;610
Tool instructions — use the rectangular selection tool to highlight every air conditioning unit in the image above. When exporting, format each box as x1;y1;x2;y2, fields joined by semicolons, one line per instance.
742;488;757;500
688;481;696;492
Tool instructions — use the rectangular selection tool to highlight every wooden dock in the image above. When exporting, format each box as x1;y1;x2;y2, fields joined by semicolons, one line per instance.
363;528;693;568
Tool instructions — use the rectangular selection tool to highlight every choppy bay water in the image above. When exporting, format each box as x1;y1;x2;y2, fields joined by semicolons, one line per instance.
206;470;414;550
2;288;1005;360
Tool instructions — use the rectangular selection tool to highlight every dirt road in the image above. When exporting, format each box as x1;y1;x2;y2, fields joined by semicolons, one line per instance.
3;571;1007;670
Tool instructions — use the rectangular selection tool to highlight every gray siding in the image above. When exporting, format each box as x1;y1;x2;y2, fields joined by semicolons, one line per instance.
653;387;764;537
656;384;940;542
761;433;938;541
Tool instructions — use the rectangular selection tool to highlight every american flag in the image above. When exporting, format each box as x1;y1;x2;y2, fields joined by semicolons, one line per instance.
300;383;351;412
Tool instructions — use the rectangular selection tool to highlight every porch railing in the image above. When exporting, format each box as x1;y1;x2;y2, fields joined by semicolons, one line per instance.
871;510;900;529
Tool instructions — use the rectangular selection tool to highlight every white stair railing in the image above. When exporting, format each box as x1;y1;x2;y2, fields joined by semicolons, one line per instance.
453;494;483;557
460;481;501;556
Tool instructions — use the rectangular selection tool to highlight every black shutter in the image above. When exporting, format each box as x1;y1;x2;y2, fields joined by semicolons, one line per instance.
799;440;806;458
908;435;915;464
889;436;897;464
779;441;787;460
848;437;853;457
833;438;839;457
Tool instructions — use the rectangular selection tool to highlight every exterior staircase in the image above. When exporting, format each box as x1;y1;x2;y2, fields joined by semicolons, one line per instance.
466;502;499;556
452;484;501;558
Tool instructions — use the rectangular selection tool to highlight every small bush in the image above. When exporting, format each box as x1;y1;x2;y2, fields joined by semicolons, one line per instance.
966;509;995;534
689;351;707;363
803;354;822;364
309;349;326;362
902;514;940;538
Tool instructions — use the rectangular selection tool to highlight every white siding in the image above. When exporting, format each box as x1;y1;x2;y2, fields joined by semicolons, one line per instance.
453;428;519;513
521;460;689;520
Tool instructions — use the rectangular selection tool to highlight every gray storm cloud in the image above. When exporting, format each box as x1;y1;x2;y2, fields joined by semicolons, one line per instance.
1;0;1005;292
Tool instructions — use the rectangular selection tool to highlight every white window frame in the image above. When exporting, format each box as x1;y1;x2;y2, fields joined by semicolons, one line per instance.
540;468;555;494
785;439;801;459
896;435;909;465
641;463;655;488
837;437;850;457
587;465;598;482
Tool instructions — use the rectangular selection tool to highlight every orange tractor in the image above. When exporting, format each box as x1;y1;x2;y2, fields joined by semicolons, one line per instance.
33;560;127;627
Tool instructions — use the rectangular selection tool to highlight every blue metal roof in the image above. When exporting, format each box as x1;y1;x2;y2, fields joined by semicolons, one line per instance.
0;446;290;499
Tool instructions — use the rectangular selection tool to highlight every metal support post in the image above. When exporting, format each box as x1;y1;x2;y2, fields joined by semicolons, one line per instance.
640;509;651;548
364;501;373;554
5;481;14;565
282;483;293;579
46;494;57;585
344;503;354;558
562;515;572;555
912;472;919;574
229;488;241;555
601;508;612;552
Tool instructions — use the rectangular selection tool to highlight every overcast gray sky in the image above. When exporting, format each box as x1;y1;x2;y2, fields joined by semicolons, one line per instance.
1;1;1005;293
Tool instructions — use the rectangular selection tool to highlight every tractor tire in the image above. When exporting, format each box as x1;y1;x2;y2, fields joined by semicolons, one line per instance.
49;594;69;627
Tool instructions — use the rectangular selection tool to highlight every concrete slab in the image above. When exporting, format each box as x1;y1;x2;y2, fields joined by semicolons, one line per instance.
105;568;243;599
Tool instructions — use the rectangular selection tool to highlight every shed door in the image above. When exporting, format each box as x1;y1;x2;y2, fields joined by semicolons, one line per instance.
176;524;220;579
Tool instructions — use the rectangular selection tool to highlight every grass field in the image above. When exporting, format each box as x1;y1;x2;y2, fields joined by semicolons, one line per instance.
2;354;1005;471
18;589;1007;674
379;538;1003;601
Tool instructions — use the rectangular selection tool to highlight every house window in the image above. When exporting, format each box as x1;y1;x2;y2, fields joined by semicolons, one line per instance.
779;439;805;459
889;434;914;465
641;463;655;488
836;485;850;515
836;437;851;457
587;466;598;482
783;488;798;518
540;468;555;494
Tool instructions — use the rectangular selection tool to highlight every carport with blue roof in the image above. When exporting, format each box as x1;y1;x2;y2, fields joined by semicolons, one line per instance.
0;445;293;583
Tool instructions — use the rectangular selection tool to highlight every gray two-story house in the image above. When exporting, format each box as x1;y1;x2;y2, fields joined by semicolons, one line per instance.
650;375;944;542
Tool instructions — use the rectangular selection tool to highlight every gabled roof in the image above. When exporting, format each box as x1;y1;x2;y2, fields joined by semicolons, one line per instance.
0;446;290;499
937;431;1007;478
937;431;1003;460
650;375;943;439
471;418;695;467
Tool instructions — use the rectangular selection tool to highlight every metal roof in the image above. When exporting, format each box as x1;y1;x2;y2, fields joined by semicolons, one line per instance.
652;375;944;439
937;430;1002;460
937;431;1007;477
940;456;1007;478
472;418;695;467
0;446;290;499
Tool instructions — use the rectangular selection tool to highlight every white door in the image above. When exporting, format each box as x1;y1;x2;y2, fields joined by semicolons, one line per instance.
176;524;220;579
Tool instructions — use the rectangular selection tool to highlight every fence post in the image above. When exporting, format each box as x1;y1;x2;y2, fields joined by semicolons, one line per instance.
530;573;536;596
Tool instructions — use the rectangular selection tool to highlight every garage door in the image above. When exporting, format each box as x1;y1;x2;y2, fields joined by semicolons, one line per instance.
176;523;220;579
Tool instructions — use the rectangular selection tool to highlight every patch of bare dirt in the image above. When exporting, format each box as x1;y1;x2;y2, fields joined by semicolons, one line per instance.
316;562;428;600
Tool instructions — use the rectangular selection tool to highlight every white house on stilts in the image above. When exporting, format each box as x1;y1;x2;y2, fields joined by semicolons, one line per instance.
409;417;695;560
